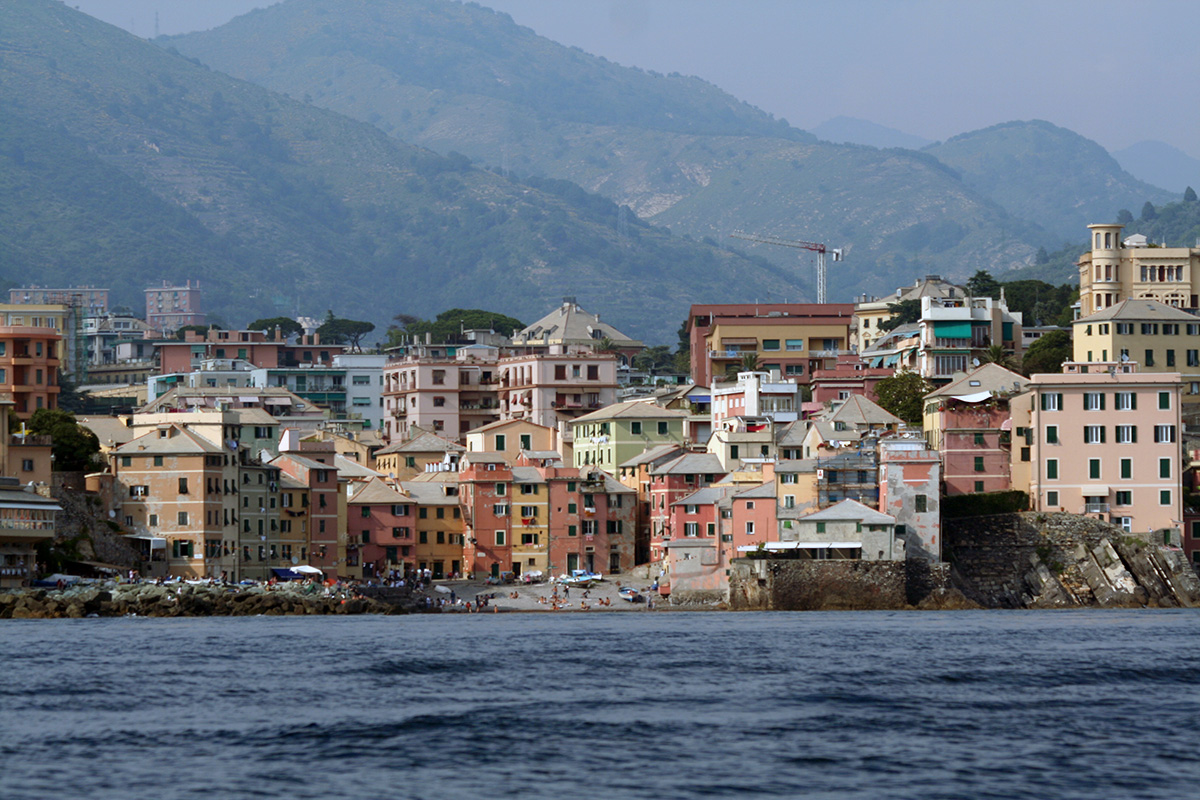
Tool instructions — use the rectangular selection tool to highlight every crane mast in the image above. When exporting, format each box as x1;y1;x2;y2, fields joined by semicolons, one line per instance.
729;231;842;304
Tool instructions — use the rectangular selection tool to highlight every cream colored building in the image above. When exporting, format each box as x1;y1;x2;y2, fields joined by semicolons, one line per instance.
1072;299;1200;400
1078;223;1200;318
853;276;964;353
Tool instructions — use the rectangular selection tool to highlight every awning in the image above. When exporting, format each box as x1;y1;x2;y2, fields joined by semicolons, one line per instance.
721;338;758;345
239;396;259;403
216;397;234;404
870;357;883;367
1079;486;1109;496
884;354;899;366
935;320;972;338
738;541;863;552
291;565;323;575
951;391;993;403
265;397;292;405
1000;418;1013;431
271;567;303;580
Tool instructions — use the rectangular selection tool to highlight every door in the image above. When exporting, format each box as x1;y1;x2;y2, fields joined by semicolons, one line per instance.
567;553;579;572
585;553;595;572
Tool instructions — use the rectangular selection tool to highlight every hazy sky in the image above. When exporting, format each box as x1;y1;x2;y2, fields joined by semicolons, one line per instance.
71;0;1200;157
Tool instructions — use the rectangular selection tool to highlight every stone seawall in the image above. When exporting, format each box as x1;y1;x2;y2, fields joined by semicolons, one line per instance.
946;512;1200;608
728;559;909;611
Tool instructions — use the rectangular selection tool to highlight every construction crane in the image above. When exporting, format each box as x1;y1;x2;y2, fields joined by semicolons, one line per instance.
729;231;842;304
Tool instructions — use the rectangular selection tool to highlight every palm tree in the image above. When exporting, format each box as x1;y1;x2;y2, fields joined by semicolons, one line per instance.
739;351;761;371
979;343;1018;370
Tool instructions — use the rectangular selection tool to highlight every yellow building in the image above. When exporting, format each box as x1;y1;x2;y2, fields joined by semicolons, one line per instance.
1073;299;1200;400
401;474;466;578
1078;223;1200;317
374;430;464;480
853;276;964;353
510;465;550;576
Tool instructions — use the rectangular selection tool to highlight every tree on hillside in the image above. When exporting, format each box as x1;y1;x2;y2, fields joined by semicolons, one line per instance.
966;269;1001;298
873;371;932;425
1021;330;1071;376
878;299;921;332
174;324;213;340
247;317;304;340
1117;208;1134;224
1142;201;1158;221
1185;187;1197;203
316;311;375;352
27;409;100;472
633;345;673;372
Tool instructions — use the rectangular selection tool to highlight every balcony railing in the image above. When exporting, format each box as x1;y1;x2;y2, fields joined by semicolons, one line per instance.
1084;503;1110;514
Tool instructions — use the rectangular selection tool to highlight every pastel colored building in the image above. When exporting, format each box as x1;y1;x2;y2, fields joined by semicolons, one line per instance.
11;286;109;315
686;303;855;387
0;320;61;417
711;371;803;425
145;280;204;334
348;477;417;578
499;350;619;444
571;401;688;471
853;275;964;353
375;430;464;480
0;477;60;588
918;295;1023;382
878;438;942;561
923;364;1029;496
400;476;466;579
1072;299;1200;401
465;419;560;461
1010;362;1183;537
271;442;341;576
809;354;894;405
459;452;516;578
1077;223;1200;317
782;499;902;561
648;451;727;561
511;298;644;368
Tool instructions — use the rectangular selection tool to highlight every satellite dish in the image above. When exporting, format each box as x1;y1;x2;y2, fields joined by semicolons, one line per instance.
291;556;299;565
972;358;980;367
1120;353;1129;362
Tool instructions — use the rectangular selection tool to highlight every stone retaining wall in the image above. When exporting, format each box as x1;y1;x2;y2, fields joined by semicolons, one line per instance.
728;558;908;611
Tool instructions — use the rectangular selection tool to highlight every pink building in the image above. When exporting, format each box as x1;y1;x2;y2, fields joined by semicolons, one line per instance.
348;477;417;578
270;441;341;576
146;280;204;334
809;354;893;405
924;364;1029;496
1011;362;1183;538
648;452;727;561
728;482;777;561
544;464;635;577
499;350;618;443
459;452;515;578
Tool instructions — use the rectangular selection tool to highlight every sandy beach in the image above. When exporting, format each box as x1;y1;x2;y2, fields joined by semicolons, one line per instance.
434;576;666;612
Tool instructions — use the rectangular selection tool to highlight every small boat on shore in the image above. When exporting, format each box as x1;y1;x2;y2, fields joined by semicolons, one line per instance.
557;569;603;588
618;587;644;603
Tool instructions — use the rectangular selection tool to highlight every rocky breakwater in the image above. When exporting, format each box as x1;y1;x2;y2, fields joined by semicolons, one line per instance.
0;582;408;619
947;512;1200;609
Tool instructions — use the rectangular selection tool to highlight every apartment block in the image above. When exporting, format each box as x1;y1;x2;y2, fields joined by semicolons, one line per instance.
1072;299;1200;401
918;295;1023;382
1010;363;1183;537
687;303;855;387
571;401;688;471
145;280;204;334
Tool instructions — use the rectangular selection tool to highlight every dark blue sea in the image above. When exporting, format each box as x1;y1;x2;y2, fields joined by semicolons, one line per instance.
2;610;1198;799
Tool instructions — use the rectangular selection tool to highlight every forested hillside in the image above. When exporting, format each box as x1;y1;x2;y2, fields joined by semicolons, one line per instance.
0;0;807;343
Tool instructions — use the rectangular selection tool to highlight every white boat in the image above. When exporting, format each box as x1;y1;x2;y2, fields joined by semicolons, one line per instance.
618;586;644;603
556;569;603;588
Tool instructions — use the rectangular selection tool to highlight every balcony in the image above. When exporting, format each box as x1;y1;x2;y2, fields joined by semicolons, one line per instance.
1084;503;1110;514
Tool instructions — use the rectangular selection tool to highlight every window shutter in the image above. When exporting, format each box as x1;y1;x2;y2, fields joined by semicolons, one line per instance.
1100;426;1106;443
1131;393;1137;410
1040;393;1048;411
1057;393;1063;409
1132;426;1137;443
1100;393;1106;410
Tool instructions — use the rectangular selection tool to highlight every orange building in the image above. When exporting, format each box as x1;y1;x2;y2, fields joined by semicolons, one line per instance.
0;323;61;417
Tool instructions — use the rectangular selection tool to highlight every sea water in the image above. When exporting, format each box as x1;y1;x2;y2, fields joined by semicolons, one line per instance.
1;610;1198;799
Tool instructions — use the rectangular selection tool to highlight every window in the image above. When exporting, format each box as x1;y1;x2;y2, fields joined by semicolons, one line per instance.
178;477;188;494
120;456;132;467
1120;458;1132;479
1154;425;1177;443
1115;491;1132;506
495;530;506;546
1167;350;1176;367
762;339;780;351
1088;459;1100;480
630;421;642;435
521;484;537;495
1159;391;1171;410
816;522;826;534
745;521;755;535
1045;425;1058;444
1116;425;1136;444
974;456;985;472
555;365;567;380
496;483;507;496
1084;426;1105;444
1145;350;1155;367
494;434;506;451
567;525;577;537
1040;393;1063;411
520;434;532;450
177;512;188;525
914;495;927;513
1160;490;1172;506
657;421;669;436
684;522;699;537
1160;458;1172;479
433;396;446;407
360;506;371;518
1115;392;1136;411
521;533;539;546
436;508;445;519
780;474;798;484
784;495;795;509
786;339;804;351
730;445;739;460
493;504;509;516
419;531;428;544
153;456;164;467
520;505;537;518
974;481;985;493
974;432;985;446
1046;491;1059;506
1083;392;1104;411
1046;459;1058;480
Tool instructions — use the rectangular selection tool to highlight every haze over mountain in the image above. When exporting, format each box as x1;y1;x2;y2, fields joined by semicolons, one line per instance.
810;117;934;151
1112;141;1200;196
167;0;1061;300
0;0;812;344
923;121;1174;244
